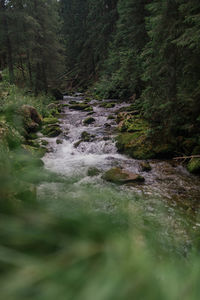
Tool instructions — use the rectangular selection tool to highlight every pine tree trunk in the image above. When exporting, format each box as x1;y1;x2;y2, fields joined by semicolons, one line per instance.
26;48;33;87
1;0;14;83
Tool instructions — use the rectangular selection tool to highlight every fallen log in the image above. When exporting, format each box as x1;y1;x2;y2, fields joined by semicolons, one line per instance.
173;155;200;160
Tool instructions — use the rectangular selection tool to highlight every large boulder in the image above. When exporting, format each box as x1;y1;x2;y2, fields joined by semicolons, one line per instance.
21;105;42;133
116;132;174;159
116;114;175;159
102;167;145;184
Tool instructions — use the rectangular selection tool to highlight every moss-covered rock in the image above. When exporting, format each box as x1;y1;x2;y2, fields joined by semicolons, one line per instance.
56;139;63;144
43;117;59;125
26;139;40;148
74;132;94;147
22;144;47;158
74;140;82;148
187;158;200;174
102;167;144;184
42;124;62;138
83;117;95;125
21;105;42;133
116;132;174;159
41;140;49;146
116;132;153;159
140;161;152;172
84;106;93;112
99;102;115;108
87;167;101;177
116;113;175;159
105;103;115;109
69;104;90;111
118;115;149;133
81;131;93;141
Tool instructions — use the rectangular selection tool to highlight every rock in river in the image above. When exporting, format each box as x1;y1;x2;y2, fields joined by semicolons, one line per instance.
102;167;145;184
83;117;95;125
21;105;42;133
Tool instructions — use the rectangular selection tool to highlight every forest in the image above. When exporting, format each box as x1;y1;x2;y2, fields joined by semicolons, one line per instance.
0;0;200;299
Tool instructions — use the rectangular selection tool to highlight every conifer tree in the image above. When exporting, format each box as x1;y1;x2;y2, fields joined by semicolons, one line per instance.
141;0;181;133
96;0;148;99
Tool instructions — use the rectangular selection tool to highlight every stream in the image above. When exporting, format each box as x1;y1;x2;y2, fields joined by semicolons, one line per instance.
38;95;200;244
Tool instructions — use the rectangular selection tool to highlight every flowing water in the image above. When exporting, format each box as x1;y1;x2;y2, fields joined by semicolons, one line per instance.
38;95;200;243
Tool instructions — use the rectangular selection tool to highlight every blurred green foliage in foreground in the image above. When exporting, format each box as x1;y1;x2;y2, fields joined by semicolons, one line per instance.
1;139;200;300
0;190;200;300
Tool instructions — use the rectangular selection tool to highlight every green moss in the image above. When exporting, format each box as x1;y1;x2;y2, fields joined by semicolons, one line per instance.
105;103;115;108
69;104;90;111
41;140;49;146
102;168;127;183
22;144;47;158
83;117;95;125
116;113;175;159
102;167;144;184
140;161;152;172
42;125;62;138
116;132;175;159
26;139;40;148
116;132;152;159
119;117;149;133
81;131;92;141
49;108;59;117
84;106;93;112
43;117;59;125
87;167;101;177
100;102;115;108
187;158;200;174
56;139;63;144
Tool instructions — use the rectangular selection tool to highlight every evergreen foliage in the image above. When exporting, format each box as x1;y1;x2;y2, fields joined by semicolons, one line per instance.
0;0;63;94
60;0;118;88
59;0;200;143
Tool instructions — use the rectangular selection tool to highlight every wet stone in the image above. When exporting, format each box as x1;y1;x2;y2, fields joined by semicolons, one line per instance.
102;167;145;185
